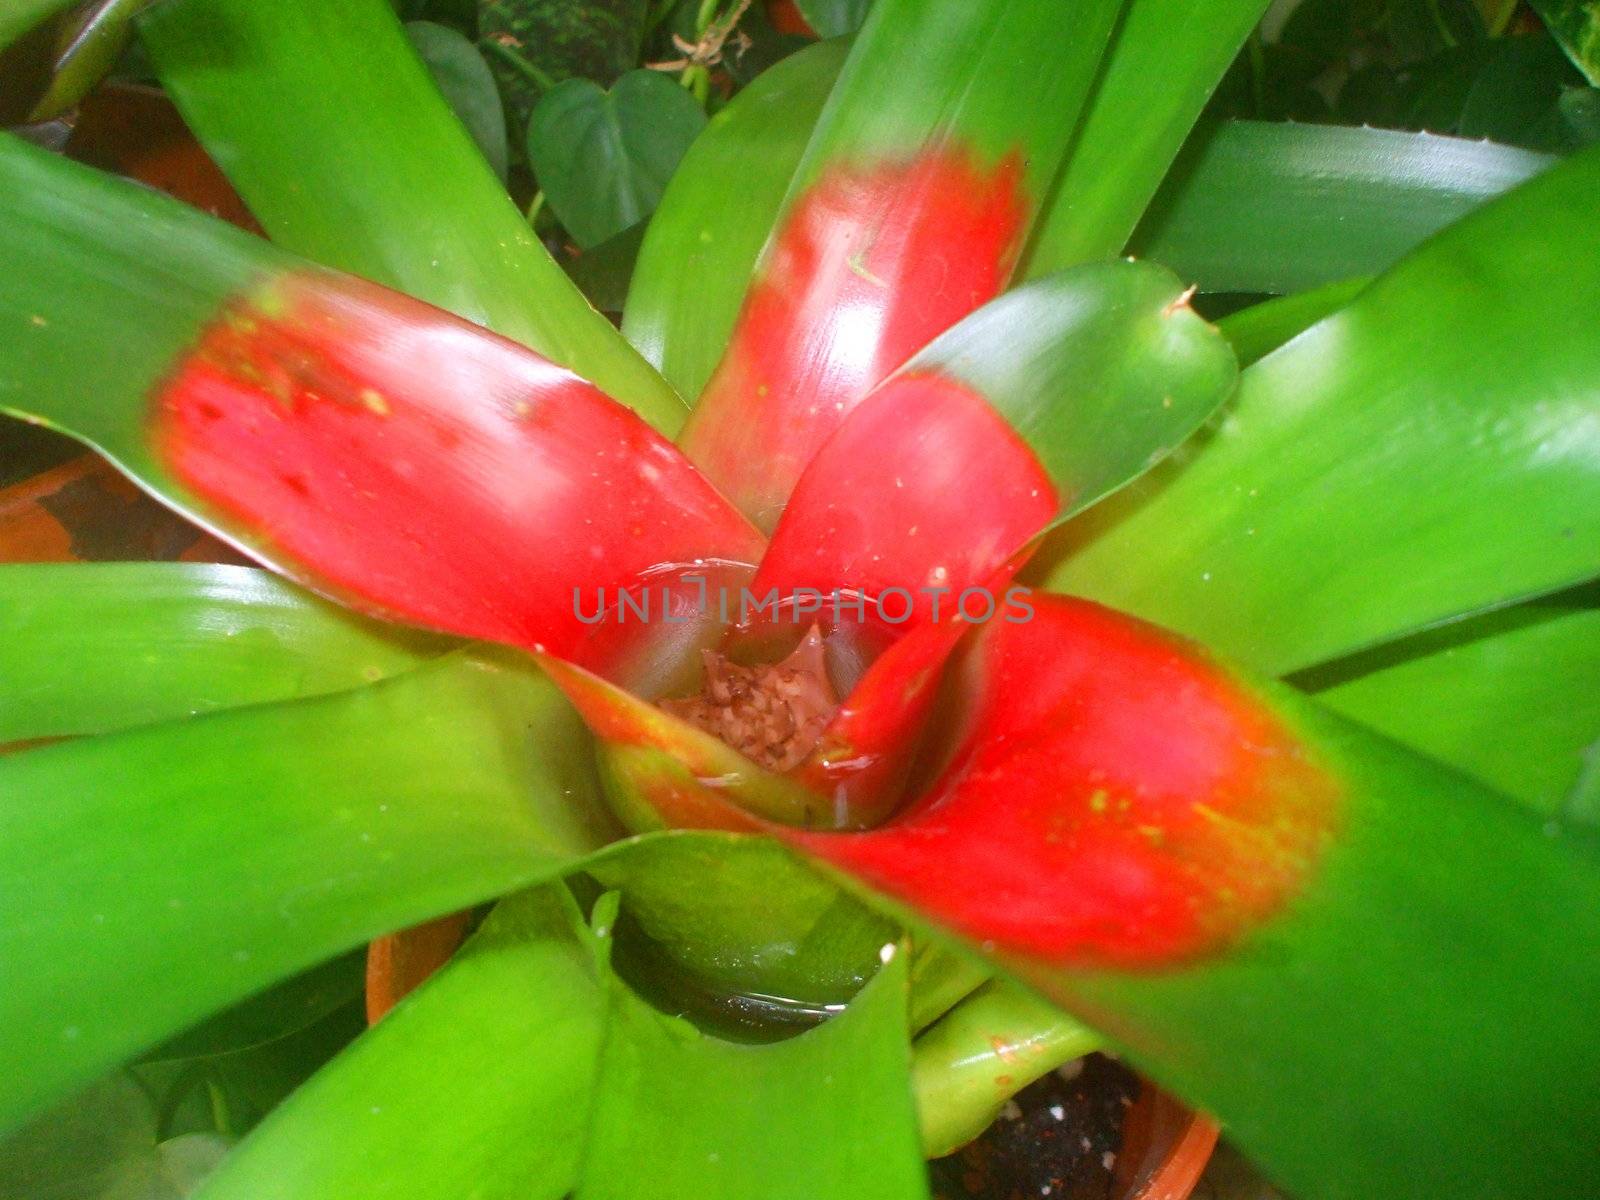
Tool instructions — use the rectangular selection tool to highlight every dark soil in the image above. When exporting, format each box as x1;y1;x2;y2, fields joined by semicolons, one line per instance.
929;1054;1139;1200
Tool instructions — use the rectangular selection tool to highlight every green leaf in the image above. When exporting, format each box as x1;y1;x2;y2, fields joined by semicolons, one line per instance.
1456;34;1588;147
138;0;685;433
1040;144;1600;674
1303;587;1600;815
1129;120;1554;294
912;981;1100;1158
0;137;273;476
585;832;895;1010
478;0;649;147
903;259;1239;526
624;38;847;402
27;0;148;123
404;20;509;180
199;882;925;1200
1020;0;1272;274
1215;277;1371;367
1557;82;1600;145
576;941;926;1200
793;0;871;37
628;78;1551;410
0;650;616;1135
562;221;646;314
526;69;708;250
1532;0;1600;84
0;564;446;742
144;1001;365;1143
678;0;1126;526
191;888;605;1200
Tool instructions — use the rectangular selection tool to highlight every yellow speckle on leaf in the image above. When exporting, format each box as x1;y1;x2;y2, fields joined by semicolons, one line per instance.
846;248;887;287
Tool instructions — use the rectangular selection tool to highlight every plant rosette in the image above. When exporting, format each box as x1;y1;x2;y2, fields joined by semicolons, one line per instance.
2;2;1599;1200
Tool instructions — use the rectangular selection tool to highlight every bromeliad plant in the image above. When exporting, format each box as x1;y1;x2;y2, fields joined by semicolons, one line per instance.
2;1;1600;1198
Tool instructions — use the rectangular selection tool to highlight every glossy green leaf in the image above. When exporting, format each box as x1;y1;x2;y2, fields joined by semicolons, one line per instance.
1021;0;1271;274
1304;587;1600;815
792;0;1115;195
624;38;847;402
1215;276;1371;367
794;0;870;37
193;888;605;1200
0;138;750;668
577;942;925;1200
526;69;707;250
26;0;147;123
586;832;895;1010
0;564;446;742
1532;0;1600;84
1032;693;1600;1200
404;20;508;181
1042;144;1600;674
903;259;1239;524
0;137;272;478
912;981;1100;1158
1129;120;1555;294
138;0;685;432
0;650;616;1135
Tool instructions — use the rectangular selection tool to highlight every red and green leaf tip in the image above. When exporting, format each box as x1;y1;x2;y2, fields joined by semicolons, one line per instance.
152;271;762;663
678;152;1030;530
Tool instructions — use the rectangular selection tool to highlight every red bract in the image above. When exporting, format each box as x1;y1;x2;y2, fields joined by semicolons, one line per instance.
791;597;1338;968
753;372;1058;629
155;273;763;662
679;150;1029;529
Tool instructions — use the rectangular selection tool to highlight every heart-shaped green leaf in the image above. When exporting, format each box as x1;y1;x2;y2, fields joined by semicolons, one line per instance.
1531;0;1600;84
794;0;872;37
526;69;707;250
